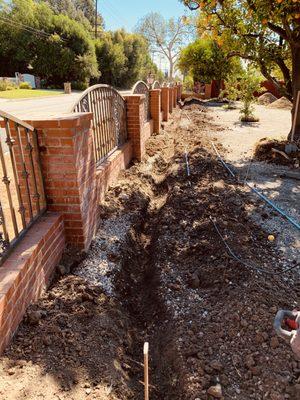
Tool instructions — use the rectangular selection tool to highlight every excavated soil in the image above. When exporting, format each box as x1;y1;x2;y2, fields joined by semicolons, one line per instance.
267;97;293;110
0;107;300;400
257;93;277;106
254;139;300;167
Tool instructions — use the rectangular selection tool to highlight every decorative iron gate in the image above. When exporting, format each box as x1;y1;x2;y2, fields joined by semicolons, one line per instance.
132;81;150;122
70;85;128;164
0;110;46;265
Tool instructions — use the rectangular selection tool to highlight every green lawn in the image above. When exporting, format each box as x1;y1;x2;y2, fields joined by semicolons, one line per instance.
0;89;64;99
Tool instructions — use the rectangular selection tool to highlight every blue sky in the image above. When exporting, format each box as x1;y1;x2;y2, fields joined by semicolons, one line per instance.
99;0;188;32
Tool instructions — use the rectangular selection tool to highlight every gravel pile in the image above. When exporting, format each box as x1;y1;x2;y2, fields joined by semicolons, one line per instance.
257;92;277;105
267;96;293;110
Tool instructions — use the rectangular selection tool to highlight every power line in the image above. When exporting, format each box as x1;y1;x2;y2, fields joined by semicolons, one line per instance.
100;1;128;28
102;0;130;27
0;15;66;41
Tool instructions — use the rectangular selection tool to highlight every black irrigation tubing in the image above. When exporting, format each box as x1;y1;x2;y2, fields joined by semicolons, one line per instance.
209;216;300;276
210;141;300;232
179;136;300;275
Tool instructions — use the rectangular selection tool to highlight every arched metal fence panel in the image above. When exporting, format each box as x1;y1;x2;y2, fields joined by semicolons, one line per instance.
132;81;150;122
0;111;46;265
152;81;161;89
70;85;127;164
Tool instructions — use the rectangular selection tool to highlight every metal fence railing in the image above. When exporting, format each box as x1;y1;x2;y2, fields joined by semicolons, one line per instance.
132;81;151;122
70;84;128;165
0;110;46;265
151;81;161;89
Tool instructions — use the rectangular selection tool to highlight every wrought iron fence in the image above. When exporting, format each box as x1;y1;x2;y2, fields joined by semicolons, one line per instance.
132;81;151;122
152;81;161;89
70;85;128;164
0;110;46;265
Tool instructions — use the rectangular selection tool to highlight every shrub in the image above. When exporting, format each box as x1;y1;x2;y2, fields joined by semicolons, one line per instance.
239;67;262;122
19;82;32;89
71;81;89;91
0;80;9;91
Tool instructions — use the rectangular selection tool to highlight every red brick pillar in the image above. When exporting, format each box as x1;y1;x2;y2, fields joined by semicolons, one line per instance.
150;89;161;134
168;87;174;113
205;83;212;99
176;84;181;101
125;94;146;161
173;87;177;108
161;87;169;122
29;113;97;250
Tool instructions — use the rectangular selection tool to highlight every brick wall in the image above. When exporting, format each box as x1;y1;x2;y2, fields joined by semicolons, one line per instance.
173;87;177;108
29;114;97;250
150;89;161;134
96;141;133;203
125;94;154;161
0;85;178;355
0;212;64;353
161;87;169;122
169;87;174;113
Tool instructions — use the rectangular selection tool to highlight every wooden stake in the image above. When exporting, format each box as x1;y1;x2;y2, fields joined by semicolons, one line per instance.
144;342;149;400
291;90;300;142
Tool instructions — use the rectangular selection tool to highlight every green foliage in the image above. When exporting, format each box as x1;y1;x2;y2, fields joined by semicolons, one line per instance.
0;0;99;87
239;67;262;121
181;0;298;101
0;1;160;91
19;81;32;89
220;75;240;107
178;38;241;83
183;74;194;91
43;0;104;31
95;30;159;89
0;80;10;91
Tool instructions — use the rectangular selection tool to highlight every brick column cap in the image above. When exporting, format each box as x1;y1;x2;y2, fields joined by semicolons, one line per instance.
124;94;145;104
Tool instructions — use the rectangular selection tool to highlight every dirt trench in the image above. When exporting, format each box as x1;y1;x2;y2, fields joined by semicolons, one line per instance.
0;106;300;400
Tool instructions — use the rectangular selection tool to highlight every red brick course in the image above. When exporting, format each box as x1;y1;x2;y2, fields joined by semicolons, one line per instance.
161;87;169;122
125;94;154;161
0;212;64;354
27;113;97;250
150;89;161;134
168;87;174;113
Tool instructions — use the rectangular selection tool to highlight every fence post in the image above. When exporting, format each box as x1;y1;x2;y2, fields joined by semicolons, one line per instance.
205;83;212;99
27;113;97;250
173;87;177;108
161;87;169;122
125;94;146;161
168;87;174;113
176;84;182;101
150;89;161;134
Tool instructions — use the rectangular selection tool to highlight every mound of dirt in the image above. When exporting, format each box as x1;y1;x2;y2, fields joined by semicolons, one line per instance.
181;97;207;112
257;92;277;105
267;96;293;110
254;138;300;166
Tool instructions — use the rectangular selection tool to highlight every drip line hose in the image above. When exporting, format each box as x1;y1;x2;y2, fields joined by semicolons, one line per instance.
184;150;191;177
209;216;299;276
210;142;300;232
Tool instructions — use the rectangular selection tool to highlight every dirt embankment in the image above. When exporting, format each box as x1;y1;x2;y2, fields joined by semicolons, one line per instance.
0;106;300;400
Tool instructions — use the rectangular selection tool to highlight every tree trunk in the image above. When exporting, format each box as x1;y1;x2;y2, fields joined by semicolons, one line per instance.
169;59;174;80
289;44;300;142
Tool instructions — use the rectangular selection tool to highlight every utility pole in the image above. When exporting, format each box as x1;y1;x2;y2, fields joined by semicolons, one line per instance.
95;0;98;38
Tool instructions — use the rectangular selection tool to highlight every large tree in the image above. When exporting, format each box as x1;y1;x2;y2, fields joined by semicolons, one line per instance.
178;38;242;84
0;0;99;86
95;30;160;89
182;0;300;140
43;0;104;31
135;12;191;79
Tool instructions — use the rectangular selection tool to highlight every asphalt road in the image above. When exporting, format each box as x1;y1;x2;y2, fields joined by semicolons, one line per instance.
0;93;82;154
